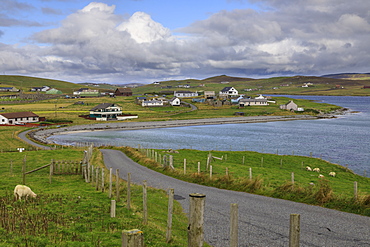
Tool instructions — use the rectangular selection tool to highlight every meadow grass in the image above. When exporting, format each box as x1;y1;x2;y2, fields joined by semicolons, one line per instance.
0;148;192;246
119;146;370;216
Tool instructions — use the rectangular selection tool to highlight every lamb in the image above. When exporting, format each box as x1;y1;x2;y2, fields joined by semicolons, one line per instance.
306;166;312;171
329;172;336;177
313;168;320;172
318;174;325;178
14;185;37;201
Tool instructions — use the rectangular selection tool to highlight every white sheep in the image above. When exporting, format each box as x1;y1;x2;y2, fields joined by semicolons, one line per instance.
14;185;37;201
329;172;336;177
313;168;320;172
306;166;312;171
318;174;325;178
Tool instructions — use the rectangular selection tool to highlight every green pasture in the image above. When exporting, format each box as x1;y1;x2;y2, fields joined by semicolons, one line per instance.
120;147;370;216
0;149;191;246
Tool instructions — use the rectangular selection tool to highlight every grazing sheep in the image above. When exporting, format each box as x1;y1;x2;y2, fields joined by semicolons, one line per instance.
306;166;312;171
318;174;325;178
14;185;37;201
313;168;320;172
329;172;336;177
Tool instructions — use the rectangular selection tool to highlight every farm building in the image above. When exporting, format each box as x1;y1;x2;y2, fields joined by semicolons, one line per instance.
279;100;298;111
0;112;39;125
114;88;132;96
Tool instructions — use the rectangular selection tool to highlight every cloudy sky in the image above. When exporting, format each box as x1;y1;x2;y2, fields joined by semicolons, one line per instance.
1;0;370;84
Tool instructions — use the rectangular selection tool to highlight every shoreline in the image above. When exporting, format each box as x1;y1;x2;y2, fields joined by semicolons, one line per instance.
30;115;319;145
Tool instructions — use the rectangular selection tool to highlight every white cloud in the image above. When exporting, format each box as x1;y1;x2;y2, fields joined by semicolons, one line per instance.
117;12;172;43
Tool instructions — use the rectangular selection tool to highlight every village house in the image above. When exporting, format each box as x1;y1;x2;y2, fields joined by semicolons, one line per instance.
174;91;198;97
169;97;181;106
0;87;19;92
239;98;269;107
114;88;133;97
219;87;238;97
89;103;137;121
0;112;39;125
204;91;216;98
73;88;99;97
30;86;50;92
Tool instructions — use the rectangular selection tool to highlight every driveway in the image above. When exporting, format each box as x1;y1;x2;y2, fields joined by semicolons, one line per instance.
101;149;370;247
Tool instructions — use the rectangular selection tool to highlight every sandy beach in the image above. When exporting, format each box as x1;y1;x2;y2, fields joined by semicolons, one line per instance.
30;115;318;145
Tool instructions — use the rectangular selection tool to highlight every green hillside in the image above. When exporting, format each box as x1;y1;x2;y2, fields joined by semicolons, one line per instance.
0;75;89;94
1;74;370;96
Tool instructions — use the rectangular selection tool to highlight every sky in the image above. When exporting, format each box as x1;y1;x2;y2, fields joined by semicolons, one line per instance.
1;0;370;84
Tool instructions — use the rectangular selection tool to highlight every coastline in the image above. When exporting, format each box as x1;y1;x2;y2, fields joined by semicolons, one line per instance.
30;115;318;145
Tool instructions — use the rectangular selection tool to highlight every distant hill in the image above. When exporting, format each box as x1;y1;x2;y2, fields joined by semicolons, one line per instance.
322;73;370;80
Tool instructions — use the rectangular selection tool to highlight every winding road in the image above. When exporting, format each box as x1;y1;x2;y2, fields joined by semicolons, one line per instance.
101;149;370;247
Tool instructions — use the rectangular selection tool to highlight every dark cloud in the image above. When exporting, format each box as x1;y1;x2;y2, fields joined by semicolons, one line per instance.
1;0;370;83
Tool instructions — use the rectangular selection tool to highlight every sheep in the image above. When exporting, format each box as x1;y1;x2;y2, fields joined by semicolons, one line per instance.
318;174;325;178
14;185;37;201
306;166;312;171
313;168;320;172
329;172;336;177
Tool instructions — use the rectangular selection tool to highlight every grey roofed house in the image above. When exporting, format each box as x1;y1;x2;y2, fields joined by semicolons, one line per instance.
90;103;119;111
279;100;298;111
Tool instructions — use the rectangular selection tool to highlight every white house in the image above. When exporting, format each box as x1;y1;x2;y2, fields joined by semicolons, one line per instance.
174;91;198;97
142;100;164;107
219;87;238;97
239;98;269;107
0;112;39;125
170;97;181;106
30;86;50;92
89;103;137;121
255;94;265;99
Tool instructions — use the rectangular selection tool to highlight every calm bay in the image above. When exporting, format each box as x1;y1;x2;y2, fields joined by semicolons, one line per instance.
48;95;370;177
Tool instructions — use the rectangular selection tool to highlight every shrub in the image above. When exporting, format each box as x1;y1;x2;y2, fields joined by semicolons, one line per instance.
314;179;334;204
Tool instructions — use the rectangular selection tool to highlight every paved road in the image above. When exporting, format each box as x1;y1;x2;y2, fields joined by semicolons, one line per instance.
101;149;370;247
18;129;52;150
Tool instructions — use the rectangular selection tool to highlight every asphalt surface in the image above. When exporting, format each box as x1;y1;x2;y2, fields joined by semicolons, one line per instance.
100;149;370;247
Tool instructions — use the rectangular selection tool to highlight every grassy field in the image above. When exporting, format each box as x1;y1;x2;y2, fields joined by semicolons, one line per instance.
120;147;370;216
0;148;193;246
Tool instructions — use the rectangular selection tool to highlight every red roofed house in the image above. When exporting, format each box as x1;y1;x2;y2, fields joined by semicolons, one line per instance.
0;112;39;125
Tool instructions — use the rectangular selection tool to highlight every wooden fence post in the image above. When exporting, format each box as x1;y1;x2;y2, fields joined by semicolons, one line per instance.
354;181;358;201
188;193;206;247
197;162;200;174
109;168;113;198
49;160;54;184
289;214;300;247
291;172;295;184
261;157;264;167
127;173;131;210
122;229;144;247
116;169;120;202
22;155;26;185
143;181;147;225
101;169;105;192
226;167;229;176
10;160;13;175
184;159;187;175
166;188;174;243
230;203;238;247
96;167;99;191
249;167;252;180
111;200;116;218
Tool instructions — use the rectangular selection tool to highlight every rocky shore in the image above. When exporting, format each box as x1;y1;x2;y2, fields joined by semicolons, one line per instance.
30;115;319;145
